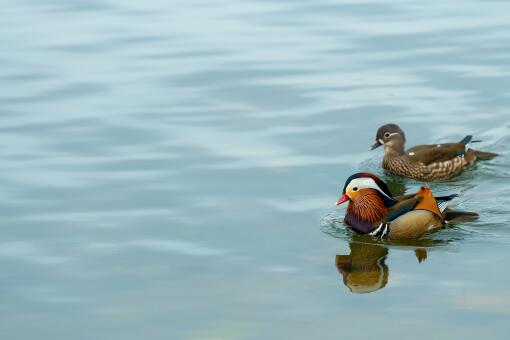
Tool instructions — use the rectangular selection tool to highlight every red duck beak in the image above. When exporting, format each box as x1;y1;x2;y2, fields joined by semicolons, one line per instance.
335;194;350;206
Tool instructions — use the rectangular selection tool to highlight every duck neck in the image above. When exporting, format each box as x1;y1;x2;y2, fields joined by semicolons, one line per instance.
348;190;388;224
383;138;405;157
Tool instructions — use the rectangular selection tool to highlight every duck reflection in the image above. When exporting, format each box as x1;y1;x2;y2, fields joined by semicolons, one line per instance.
335;242;389;294
335;238;428;294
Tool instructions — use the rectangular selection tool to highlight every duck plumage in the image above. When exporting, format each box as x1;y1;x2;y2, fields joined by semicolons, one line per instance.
370;123;497;181
335;172;478;239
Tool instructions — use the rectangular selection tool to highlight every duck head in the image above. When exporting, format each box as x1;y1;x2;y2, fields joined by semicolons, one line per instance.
370;123;406;155
335;172;396;207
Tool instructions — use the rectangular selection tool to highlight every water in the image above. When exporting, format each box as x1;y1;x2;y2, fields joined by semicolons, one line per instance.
1;0;510;339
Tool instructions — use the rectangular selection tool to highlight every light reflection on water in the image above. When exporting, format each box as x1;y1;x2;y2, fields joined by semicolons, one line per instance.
1;0;510;339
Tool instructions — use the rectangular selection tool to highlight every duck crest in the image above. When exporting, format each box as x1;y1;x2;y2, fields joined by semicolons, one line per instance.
344;173;392;197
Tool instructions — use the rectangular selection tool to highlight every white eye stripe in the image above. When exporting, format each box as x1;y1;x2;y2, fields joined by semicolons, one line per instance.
346;178;392;199
379;132;399;144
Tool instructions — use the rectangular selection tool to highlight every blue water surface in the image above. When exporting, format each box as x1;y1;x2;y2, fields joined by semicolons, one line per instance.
1;0;509;339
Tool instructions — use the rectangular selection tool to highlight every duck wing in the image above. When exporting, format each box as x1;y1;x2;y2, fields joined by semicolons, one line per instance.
389;186;450;221
386;196;421;221
406;143;467;165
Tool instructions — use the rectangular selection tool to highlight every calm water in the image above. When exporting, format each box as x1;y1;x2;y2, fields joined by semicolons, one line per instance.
1;0;510;339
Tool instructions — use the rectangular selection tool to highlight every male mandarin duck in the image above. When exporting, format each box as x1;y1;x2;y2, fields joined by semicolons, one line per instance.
335;172;478;239
370;123;497;181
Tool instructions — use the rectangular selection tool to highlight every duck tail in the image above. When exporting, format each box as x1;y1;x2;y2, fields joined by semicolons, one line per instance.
473;149;498;160
444;209;479;222
459;135;497;159
459;135;473;145
435;194;458;202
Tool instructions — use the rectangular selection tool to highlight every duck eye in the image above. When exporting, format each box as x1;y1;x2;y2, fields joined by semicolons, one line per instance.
352;187;358;191
384;132;390;138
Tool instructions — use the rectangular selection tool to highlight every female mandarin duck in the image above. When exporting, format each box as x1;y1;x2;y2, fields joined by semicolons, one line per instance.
335;173;478;239
370;123;497;181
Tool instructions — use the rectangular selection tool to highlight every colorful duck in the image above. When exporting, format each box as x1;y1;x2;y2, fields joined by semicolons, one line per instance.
370;123;497;181
335;172;478;239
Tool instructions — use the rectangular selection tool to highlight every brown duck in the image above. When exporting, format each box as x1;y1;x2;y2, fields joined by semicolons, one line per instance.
335;172;478;239
370;123;497;181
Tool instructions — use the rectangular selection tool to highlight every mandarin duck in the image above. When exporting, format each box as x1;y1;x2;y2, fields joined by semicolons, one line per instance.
335;172;478;239
370;123;497;181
